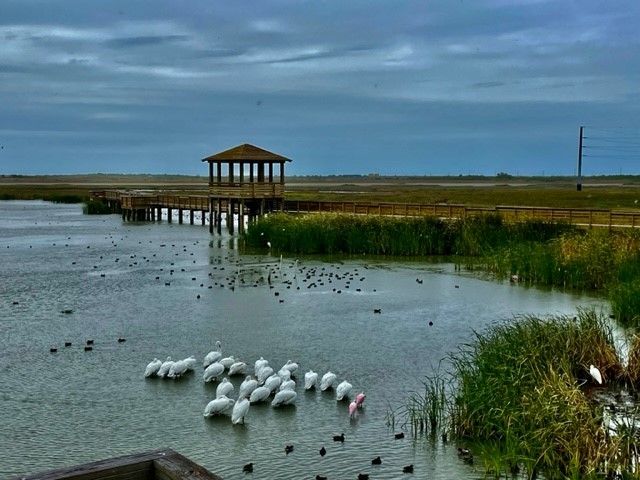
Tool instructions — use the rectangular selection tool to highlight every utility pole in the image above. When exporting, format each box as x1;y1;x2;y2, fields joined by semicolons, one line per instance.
576;126;584;191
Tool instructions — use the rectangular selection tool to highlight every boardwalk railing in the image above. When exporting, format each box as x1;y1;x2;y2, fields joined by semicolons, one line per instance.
91;191;640;229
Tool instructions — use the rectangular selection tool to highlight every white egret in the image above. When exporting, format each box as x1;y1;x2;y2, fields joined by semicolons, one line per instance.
590;364;603;385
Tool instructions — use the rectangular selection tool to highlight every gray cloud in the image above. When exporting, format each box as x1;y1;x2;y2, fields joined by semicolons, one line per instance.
0;0;639;175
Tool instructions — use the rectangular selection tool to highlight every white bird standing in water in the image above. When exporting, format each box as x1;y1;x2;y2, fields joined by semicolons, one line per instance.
203;341;222;368
336;380;353;401
249;386;271;404
203;362;224;382
168;359;188;378
304;370;318;390
229;360;247;376
590;364;603;385
144;358;162;377
216;377;234;398
272;389;297;407
239;375;258;399
254;357;269;373
320;371;337;391
231;397;250;424
157;357;174;378
203;395;235;417
183;356;197;371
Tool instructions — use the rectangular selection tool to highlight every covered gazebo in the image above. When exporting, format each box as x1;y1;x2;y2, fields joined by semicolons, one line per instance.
201;144;292;233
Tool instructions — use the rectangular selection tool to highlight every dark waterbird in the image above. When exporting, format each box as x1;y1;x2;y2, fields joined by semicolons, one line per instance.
315;476;327;480
371;456;382;465
403;464;414;473
333;433;345;442
319;446;327;457
285;444;294;455
395;432;405;439
357;474;369;480
243;462;253;473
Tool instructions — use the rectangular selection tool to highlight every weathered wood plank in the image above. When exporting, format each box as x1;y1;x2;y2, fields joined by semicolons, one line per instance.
14;450;221;480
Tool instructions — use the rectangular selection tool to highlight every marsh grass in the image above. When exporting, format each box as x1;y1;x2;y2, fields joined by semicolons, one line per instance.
399;310;627;479
400;363;451;438
246;212;640;325
83;199;113;214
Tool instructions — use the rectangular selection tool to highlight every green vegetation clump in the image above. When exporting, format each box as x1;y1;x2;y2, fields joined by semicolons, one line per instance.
403;311;626;479
246;212;640;326
83;200;113;214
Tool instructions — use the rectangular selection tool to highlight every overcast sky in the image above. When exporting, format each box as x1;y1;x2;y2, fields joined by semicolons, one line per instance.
1;0;639;176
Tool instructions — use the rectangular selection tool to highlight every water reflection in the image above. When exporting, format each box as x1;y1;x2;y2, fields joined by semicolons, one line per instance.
0;201;607;479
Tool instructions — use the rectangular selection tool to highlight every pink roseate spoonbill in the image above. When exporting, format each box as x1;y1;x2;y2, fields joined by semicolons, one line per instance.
349;400;357;419
590;364;603;385
355;392;366;407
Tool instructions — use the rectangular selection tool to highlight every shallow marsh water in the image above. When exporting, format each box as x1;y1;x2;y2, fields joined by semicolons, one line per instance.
0;201;607;479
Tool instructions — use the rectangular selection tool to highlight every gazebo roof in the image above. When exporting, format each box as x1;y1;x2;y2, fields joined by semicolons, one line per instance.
201;144;291;163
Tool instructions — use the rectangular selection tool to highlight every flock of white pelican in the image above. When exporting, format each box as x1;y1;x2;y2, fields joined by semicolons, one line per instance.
144;341;366;424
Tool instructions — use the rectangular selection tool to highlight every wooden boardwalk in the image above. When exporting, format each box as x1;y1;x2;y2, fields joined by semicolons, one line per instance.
91;191;640;230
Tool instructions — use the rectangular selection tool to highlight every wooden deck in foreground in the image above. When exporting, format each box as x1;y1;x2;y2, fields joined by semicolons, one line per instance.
15;449;222;480
90;191;640;229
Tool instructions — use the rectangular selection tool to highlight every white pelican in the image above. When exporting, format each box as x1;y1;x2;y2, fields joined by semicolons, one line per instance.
157;357;174;378
257;365;274;385
590;364;603;385
254;357;269;374
249;386;271;404
219;355;235;370
183;356;197;371
203;362;224;382
229;361;247;376
272;389;297;407
216;377;234;398
144;358;162;377
231;397;250;424
203;395;235;417
320;371;337;391
280;360;299;376
264;373;282;393
239;376;258;399
304;370;318;390
203;341;222;368
336;380;353;401
277;368;292;381
168;359;188;378
280;379;296;391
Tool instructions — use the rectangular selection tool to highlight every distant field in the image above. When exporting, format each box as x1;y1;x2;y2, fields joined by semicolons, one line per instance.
2;174;640;210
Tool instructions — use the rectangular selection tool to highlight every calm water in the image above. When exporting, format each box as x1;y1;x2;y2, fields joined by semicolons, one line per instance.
0;201;607;480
